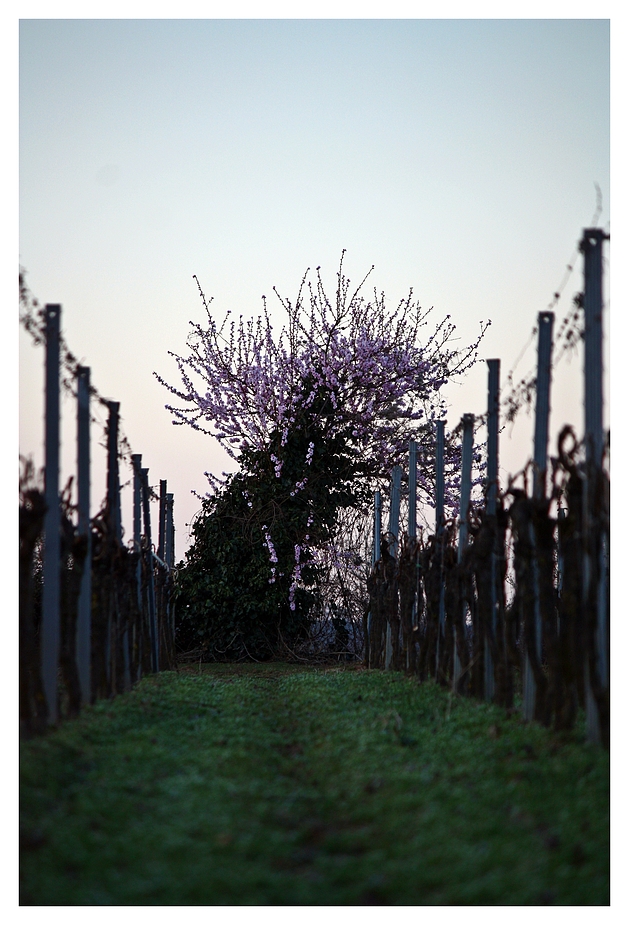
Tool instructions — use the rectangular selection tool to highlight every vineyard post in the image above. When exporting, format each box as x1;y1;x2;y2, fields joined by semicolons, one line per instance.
454;414;474;688
141;467;159;673
435;421;445;533
485;360;500;701
408;440;419;639
166;492;175;642
458;414;475;553
366;490;382;663
158;479;167;560
523;312;554;720
105;401;129;689
373;490;382;565
388;465;402;556
76;365;91;706
106;402;122;544
42;304;61;725
556;506;566;597
486;361;500;517
385;465;402;669
435;420;446;677
131;454;143;680
156;479;168;668
582;227;608;744
533;312;554;499
132;454;142;552
408;440;417;540
165;493;175;568
582;229;605;468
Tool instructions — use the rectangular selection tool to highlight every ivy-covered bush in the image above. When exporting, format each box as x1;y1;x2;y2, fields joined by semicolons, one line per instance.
174;415;368;659
173;473;314;660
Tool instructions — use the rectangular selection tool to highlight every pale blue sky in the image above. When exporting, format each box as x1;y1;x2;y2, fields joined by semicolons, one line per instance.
19;17;610;552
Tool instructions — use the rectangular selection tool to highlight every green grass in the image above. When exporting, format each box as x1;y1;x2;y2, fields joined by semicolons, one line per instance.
20;662;609;905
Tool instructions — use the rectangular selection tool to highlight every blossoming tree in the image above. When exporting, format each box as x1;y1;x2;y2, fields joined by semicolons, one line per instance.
157;255;488;659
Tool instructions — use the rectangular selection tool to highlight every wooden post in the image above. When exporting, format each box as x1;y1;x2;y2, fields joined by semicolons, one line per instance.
42;304;61;724
485;360;500;701
76;365;91;706
141;467;159;673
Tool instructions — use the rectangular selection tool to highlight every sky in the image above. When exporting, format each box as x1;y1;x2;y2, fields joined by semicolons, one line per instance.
18;14;611;556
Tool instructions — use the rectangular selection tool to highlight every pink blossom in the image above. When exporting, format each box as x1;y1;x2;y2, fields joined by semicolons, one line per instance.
157;256;489;596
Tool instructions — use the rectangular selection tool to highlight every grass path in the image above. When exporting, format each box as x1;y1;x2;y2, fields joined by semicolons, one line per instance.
20;662;609;904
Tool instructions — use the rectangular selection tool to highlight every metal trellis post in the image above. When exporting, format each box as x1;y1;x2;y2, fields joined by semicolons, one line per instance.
408;441;417;541
408;440;419;641
165;493;175;568
435;420;446;677
131;454;143;680
435;421;445;534
373;490;382;565
533;312;555;501
455;414;474;689
458;414;474;555
141;467;159;673
367;489;383;664
165;492;175;643
583;229;605;469
388;465;402;556
486;361;500;518
158;479;167;561
76;365;91;706
132;454;142;553
42;304;61;725
523;313;554;720
485;360;500;701
105;400;128;689
582;227;608;744
385;466;402;669
106;401;123;544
